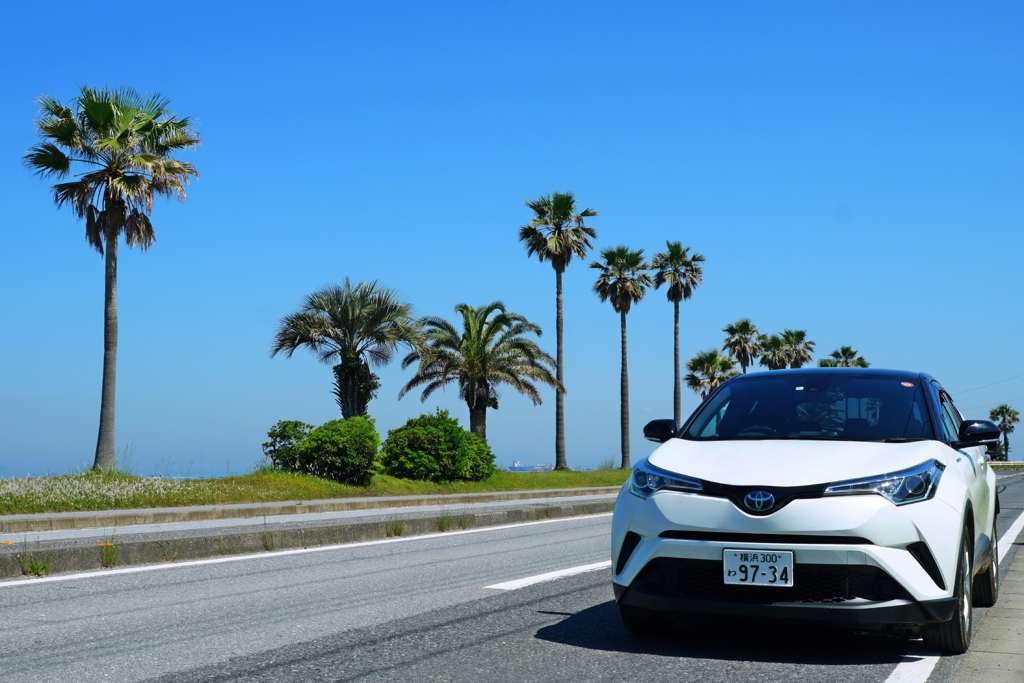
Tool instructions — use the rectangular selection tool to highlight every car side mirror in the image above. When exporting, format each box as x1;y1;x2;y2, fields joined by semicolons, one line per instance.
644;419;678;444
952;420;1001;449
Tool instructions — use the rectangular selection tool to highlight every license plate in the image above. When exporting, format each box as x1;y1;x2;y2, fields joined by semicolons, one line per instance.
723;549;793;587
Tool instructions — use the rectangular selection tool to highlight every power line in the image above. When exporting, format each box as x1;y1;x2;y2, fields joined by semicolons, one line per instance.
952;372;1024;396
959;396;1024;412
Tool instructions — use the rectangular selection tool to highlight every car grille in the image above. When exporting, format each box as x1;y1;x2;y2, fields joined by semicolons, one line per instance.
637;558;907;604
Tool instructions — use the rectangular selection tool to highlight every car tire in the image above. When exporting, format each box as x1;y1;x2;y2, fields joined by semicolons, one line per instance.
923;531;973;654
973;525;999;608
619;604;673;637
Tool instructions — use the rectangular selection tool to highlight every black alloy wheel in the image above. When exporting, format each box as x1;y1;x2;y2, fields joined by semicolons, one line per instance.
923;531;973;654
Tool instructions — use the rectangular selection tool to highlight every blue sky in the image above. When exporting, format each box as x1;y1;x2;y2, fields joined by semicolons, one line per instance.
2;1;1023;476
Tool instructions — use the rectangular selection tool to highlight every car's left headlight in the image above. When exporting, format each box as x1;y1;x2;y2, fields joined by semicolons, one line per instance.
629;460;702;499
823;459;945;506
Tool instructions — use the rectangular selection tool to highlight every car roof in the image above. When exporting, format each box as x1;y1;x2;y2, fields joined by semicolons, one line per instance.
730;368;929;381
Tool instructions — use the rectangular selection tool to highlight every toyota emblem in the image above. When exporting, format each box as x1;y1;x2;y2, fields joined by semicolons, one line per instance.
744;490;775;512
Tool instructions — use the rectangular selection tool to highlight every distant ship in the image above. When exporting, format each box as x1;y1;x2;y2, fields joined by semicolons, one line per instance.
508;460;554;472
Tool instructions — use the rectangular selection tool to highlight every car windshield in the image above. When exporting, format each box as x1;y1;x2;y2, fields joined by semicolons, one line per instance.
683;374;935;442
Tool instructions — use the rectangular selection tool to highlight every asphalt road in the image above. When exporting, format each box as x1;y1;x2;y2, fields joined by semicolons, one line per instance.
2;474;1022;683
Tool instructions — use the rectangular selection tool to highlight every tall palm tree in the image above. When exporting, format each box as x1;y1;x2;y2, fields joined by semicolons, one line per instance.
271;280;419;418
399;302;559;439
818;346;870;368
758;334;789;370
781;329;816;368
685;349;739;399
722;319;762;374
519;192;598;469
24;87;200;471
651;241;705;425
989;404;1020;461
591;246;652;469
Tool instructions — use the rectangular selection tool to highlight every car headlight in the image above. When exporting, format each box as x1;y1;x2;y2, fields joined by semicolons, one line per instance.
823;459;945;506
630;460;702;499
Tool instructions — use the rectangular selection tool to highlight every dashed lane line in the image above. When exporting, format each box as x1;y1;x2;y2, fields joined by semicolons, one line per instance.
486;561;612;590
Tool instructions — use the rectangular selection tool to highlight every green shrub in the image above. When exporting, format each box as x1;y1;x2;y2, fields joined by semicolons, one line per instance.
262;420;313;470
296;417;380;485
381;410;495;482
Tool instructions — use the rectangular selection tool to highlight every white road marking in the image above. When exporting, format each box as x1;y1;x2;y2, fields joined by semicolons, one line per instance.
998;508;1024;563
486;560;612;590
0;512;612;589
882;646;940;683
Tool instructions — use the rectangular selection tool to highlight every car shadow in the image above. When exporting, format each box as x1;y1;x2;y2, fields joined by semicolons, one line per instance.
534;601;912;665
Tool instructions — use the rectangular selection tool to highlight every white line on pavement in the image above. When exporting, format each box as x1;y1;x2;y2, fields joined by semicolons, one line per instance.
0;512;612;589
486;560;612;590
998;509;1024;564
882;646;940;683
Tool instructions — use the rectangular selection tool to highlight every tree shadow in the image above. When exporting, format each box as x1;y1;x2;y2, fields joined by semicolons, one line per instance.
534;601;914;665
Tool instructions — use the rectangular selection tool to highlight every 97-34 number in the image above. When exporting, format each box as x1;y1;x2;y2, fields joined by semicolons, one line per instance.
737;564;789;584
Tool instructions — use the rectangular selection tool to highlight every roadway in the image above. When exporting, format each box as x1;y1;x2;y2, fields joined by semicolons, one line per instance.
1;473;1022;683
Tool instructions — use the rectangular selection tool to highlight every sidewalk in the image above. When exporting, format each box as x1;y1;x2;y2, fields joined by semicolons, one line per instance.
951;538;1024;682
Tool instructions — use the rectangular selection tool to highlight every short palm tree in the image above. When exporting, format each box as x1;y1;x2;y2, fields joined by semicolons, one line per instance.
782;329;816;368
818;346;870;368
271;280;419;418
519;191;598;469
685;349;739;399
24;86;200;471
989;405;1020;461
591;246;652;469
651;241;705;425
722;319;762;374
399;302;559;440
759;334;789;370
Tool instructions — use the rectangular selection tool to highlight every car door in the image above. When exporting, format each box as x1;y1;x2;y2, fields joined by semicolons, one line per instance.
938;389;989;546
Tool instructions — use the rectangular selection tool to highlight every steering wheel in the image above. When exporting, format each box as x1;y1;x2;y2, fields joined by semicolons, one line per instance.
736;425;778;436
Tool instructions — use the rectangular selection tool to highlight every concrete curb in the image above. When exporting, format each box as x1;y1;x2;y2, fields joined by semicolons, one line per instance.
0;499;616;581
0;486;622;534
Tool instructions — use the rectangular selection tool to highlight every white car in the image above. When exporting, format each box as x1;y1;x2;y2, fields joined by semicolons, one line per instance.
612;369;1001;654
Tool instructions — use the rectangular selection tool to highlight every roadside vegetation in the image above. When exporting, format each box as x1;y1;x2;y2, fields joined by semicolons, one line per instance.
0;468;628;516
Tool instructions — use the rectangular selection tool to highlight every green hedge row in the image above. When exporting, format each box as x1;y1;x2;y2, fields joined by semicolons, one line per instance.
262;410;494;485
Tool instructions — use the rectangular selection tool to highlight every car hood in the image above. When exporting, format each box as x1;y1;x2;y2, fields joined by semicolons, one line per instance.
647;438;948;487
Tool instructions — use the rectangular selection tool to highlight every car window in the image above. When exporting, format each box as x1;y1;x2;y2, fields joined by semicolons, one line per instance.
684;374;935;442
939;392;962;443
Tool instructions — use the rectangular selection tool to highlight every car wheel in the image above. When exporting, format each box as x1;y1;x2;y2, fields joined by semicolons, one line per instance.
923;531;973;654
973;524;999;608
619;604;673;637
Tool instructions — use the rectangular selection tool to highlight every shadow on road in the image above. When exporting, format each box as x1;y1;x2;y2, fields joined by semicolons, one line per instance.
535;601;911;665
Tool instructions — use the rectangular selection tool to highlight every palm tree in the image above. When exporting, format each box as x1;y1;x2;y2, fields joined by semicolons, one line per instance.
591;246;652;469
651;241;705;425
722;319;762;374
685;349;739;399
519;192;598;469
989;405;1020;461
818;346;870;368
24;87;200;471
399;302;559;439
271;280;419;418
781;329;816;368
759;334;789;370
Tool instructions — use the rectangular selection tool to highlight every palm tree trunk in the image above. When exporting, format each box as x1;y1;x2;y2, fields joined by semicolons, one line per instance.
93;230;118;472
554;269;566;469
1005;433;1011;461
673;300;681;426
469;400;488;441
620;309;630;469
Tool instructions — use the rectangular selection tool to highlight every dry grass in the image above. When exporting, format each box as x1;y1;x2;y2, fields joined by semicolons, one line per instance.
0;468;628;516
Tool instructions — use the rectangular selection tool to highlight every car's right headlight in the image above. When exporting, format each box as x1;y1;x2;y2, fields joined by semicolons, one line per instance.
823;459;945;506
629;460;703;499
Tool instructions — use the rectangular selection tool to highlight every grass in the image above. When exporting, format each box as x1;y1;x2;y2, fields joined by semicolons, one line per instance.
385;519;404;537
437;512;451;532
0;468;629;516
20;542;51;577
